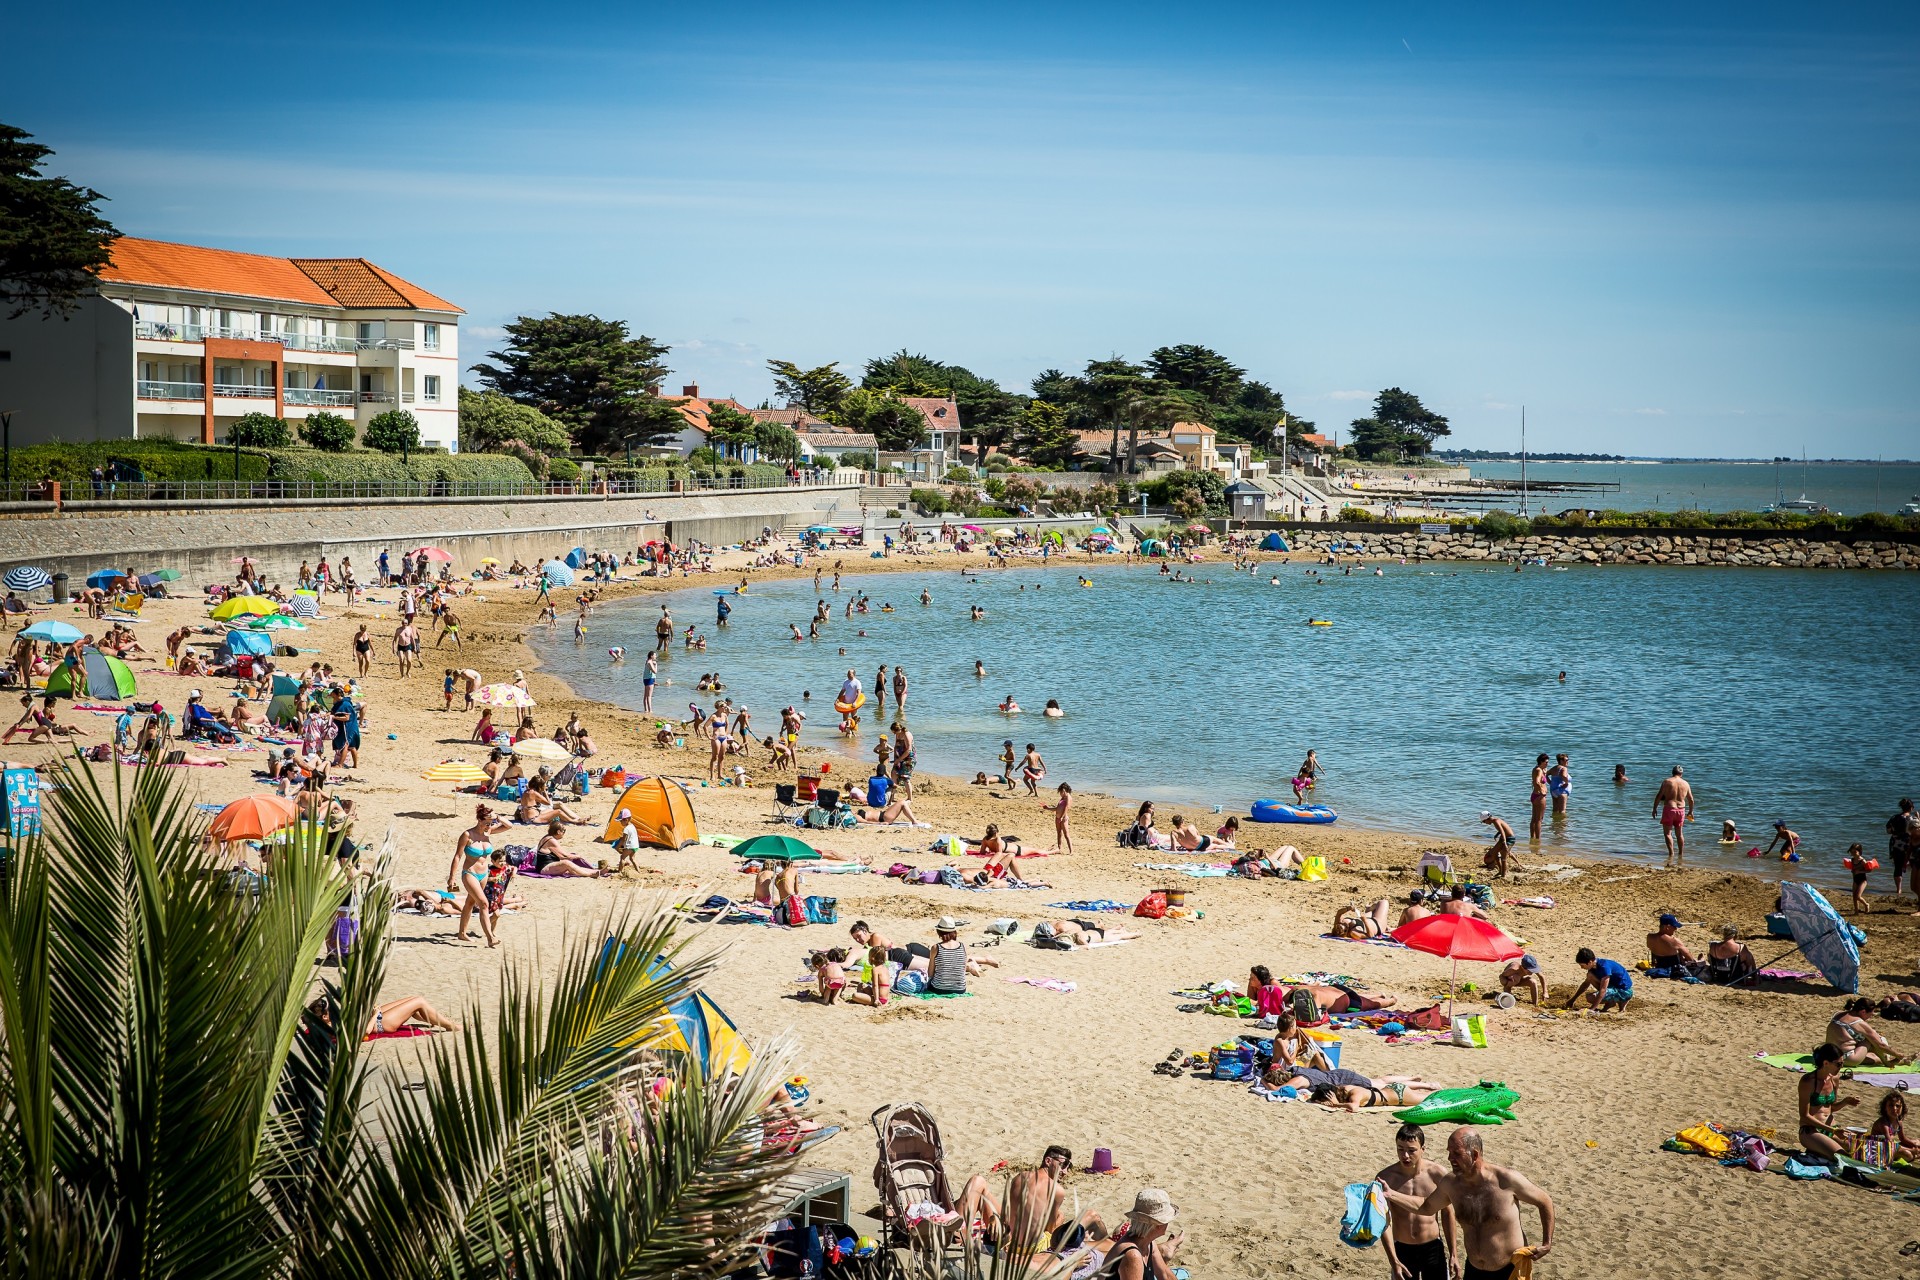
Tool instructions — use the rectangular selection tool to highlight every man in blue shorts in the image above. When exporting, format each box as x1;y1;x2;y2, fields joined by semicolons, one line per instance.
1566;947;1632;1012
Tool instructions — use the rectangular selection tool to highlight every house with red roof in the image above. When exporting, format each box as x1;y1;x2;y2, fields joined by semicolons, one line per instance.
0;236;463;448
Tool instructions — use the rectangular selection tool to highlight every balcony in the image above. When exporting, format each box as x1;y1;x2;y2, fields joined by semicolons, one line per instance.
358;337;415;351
212;383;275;400
279;332;358;354
134;321;407;354
137;380;205;401
285;387;356;407
136;321;207;342
359;391;396;404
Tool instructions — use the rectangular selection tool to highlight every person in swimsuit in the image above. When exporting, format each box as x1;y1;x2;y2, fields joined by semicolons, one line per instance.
1381;1129;1554;1280
1872;1091;1920;1164
1378;1124;1458;1280
1827;998;1908;1067
1764;820;1801;859
707;703;731;783
1031;918;1141;947
1331;898;1394;939
447;803;508;947
1308;1073;1445;1112
1480;811;1518;877
1527;754;1549;841
1297;982;1396;1016
352;624;373;676
1547;753;1570;816
1652;766;1695;868
1797;1043;1858;1158
1092;1190;1181;1280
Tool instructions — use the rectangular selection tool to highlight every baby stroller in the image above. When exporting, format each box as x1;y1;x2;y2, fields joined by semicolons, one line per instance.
870;1101;965;1275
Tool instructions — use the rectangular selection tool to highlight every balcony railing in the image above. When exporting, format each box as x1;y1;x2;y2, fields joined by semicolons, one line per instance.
137;379;205;401
285;387;357;407
134;320;412;354
213;383;275;400
359;391;396;404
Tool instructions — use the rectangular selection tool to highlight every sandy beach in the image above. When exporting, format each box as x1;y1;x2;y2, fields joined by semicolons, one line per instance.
14;542;1917;1279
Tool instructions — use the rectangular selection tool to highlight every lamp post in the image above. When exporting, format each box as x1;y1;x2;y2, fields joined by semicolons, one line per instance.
2;409;14;494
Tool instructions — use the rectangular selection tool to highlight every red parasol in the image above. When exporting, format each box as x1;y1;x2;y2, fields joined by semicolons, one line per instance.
1390;913;1524;1015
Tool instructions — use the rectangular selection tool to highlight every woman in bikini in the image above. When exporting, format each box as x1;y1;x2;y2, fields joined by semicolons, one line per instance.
1309;1073;1447;1113
1296;982;1397;1017
1332;898;1394;939
1528;753;1549;841
534;820;601;877
1827;998;1908;1067
517;774;590;826
448;803;509;947
309;993;460;1038
707;702;731;783
1798;1043;1858;1158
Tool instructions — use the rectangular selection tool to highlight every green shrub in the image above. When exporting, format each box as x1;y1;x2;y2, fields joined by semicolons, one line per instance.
7;441;273;487
839;451;876;471
548;457;582;482
1338;506;1374;522
944;466;975;483
909;487;949;514
229;412;292;447
298;411;356;451
259;447;534;488
1477;510;1528;540
363;410;421;453
496;440;548;479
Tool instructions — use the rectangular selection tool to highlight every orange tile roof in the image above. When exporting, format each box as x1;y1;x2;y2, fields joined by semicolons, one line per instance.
101;238;338;308
291;258;462;313
97;237;461;313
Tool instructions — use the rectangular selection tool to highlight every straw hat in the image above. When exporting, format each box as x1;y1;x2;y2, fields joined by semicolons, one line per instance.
935;916;961;933
1127;1189;1178;1230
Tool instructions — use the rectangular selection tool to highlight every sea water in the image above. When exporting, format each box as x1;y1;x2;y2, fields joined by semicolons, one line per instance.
534;560;1920;886
1465;459;1920;516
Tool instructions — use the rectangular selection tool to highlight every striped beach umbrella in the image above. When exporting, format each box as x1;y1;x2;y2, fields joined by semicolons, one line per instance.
2;566;52;592
422;760;491;785
284;592;320;618
474;683;536;709
540;560;575;587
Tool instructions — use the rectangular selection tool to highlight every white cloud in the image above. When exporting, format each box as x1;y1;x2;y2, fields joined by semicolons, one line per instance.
1325;389;1371;401
1631;407;1668;416
1482;400;1514;410
466;325;508;339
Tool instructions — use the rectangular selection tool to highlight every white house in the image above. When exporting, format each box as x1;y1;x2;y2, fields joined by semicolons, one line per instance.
0;237;463;449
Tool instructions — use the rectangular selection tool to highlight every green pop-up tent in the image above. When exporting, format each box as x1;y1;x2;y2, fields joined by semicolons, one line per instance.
45;650;138;700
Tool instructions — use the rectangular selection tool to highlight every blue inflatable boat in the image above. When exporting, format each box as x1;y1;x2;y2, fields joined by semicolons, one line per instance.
1250;801;1338;824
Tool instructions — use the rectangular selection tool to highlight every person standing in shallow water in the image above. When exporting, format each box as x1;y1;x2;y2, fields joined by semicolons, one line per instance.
1528;754;1549;841
892;665;908;712
1653;766;1695;869
1548;753;1571;818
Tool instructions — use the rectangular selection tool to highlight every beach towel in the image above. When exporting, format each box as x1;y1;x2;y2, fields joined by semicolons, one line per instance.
1006;977;1077;993
1758;967;1813;980
1339;1182;1388;1247
1754;1052;1915;1075
1319;933;1408;948
1132;861;1232;877
364;1026;437;1042
911;991;974;1000
1047;899;1131;913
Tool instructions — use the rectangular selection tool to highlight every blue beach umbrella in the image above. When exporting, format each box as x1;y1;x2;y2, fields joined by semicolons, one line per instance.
2;566;52;592
86;569;131;589
21;621;83;644
1778;881;1860;994
541;561;575;587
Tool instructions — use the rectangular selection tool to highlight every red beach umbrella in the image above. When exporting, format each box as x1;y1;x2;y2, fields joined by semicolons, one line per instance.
1390;914;1524;1015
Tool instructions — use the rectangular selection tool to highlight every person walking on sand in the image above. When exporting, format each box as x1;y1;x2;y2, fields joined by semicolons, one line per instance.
1653;766;1695;868
1376;1124;1458;1280
1020;743;1046;797
392;620;419;678
1381;1129;1553;1280
1045;782;1074;853
1528;754;1549;841
448;804;509;948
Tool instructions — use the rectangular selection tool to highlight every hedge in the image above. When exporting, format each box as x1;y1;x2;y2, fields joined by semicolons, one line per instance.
260;447;535;487
8;441;271;486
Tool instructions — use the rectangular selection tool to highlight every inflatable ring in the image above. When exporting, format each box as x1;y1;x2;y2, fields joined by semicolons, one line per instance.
1250;800;1338;824
834;693;867;715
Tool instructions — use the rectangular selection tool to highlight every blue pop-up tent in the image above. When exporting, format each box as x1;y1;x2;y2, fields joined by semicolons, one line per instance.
218;629;275;660
1260;532;1290;552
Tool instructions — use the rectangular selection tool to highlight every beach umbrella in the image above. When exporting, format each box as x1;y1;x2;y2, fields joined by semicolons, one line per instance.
540;561;575;586
732;833;822;862
511;737;572;765
479;557;500;565
414;546;453;563
1091;526;1112;536
1778;881;1860;994
211;595;276;620
283;591;320;618
20;621;82;644
474;684;536;709
149;568;181;581
3;566;52;592
960;524;984;533
86;569;131;589
207;794;299;843
249;616;306;631
564;547;587;569
422;760;491;785
1390;913;1524;1015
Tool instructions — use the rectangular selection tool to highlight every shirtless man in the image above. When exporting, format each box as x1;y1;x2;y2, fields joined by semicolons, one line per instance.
1647;913;1701;974
1652;766;1695;868
951;1144;1075;1256
1382;1128;1451;1280
1397;890;1434;929
1480;811;1517;878
1383;1129;1554;1280
1527;754;1549;841
391;620;419;677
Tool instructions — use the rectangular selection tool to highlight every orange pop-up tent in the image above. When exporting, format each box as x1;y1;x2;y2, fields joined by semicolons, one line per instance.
599;776;700;850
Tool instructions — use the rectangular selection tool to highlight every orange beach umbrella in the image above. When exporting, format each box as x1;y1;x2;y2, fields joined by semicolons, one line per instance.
208;794;299;843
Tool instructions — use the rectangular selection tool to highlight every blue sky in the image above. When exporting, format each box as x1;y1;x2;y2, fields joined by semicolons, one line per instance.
14;2;1918;456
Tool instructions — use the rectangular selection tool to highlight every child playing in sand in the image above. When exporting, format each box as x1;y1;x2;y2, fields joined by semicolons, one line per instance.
1873;1091;1920;1163
998;740;1016;786
1044;782;1074;853
811;949;848;1004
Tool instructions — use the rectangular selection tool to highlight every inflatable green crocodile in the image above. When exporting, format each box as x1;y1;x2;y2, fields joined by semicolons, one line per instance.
1393;1080;1519;1126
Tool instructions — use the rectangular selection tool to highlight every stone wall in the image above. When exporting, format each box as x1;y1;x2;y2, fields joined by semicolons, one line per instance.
0;486;858;585
1264;523;1920;569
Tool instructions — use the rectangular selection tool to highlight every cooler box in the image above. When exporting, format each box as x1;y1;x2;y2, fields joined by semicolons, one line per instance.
1305;1026;1343;1068
796;774;820;803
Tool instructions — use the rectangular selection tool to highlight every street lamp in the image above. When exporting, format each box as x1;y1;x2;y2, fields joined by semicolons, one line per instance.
2;409;15;493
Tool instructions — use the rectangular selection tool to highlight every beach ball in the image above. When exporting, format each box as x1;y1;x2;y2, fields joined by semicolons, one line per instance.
854;1237;879;1258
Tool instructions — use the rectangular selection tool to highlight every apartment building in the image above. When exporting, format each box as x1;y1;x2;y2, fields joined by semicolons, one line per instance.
0;237;462;448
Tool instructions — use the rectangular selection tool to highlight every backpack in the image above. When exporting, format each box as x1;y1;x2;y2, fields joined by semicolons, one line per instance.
1134;891;1169;919
1287;987;1322;1026
1402;1003;1450;1031
804;895;838;925
1339;1181;1389;1247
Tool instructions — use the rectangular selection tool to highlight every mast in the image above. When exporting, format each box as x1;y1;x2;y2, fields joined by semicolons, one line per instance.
1519;406;1528;516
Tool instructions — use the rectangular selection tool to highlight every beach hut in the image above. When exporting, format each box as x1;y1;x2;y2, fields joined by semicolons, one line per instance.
599;776;700;850
44;650;138;700
1260;532;1290;552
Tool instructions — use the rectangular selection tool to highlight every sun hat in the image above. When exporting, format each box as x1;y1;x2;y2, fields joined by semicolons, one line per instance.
1479;810;1493;821
1127;1189;1178;1228
935;915;961;933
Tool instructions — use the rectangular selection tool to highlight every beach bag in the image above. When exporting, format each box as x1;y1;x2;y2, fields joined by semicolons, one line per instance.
1211;1046;1255;1080
1299;856;1328;882
1287;988;1323;1026
894;969;927;994
1339;1181;1389;1248
804;896;837;925
886;862;913;878
1450;1014;1489;1048
1403;1003;1449;1032
764;1223;829;1277
1674;1123;1731;1157
774;894;808;927
1135;891;1169;919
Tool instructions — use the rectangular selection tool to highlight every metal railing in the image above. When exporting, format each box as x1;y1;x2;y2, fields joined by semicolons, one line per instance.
136;321;207;342
135;321;415;354
213;383;275;400
360;337;416;351
136;379;205;401
285;387;357;407
0;471;851;505
280;332;359;354
359;391;396;404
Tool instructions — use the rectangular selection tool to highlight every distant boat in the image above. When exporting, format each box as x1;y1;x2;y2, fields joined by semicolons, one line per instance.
1902;495;1920;517
1764;496;1837;515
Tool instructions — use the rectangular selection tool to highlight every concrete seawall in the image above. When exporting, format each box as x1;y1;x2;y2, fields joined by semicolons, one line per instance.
1261;522;1920;569
0;486;861;584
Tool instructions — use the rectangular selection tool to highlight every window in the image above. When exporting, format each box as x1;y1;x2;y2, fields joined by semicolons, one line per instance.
424;375;441;402
423;323;440;351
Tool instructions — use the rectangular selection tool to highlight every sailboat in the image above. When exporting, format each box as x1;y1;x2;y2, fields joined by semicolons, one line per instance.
1764;450;1840;515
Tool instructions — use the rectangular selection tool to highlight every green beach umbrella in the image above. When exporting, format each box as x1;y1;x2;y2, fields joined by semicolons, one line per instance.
732;834;822;862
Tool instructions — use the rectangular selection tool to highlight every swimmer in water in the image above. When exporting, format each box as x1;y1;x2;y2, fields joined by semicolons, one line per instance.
999;694;1022;713
974;659;986;678
1613;764;1629;787
1043;698;1064;718
970;605;984;621
920;588;932;605
1721;819;1740;843
790;623;804;641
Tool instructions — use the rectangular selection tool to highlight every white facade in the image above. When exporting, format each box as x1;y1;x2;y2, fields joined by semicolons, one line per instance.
0;239;461;449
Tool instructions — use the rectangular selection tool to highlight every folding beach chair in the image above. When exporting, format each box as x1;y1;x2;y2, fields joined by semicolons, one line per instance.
770;783;802;822
1416;851;1463;889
